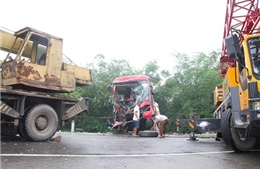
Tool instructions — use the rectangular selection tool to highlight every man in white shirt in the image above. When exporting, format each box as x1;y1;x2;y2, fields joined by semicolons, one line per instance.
132;101;142;137
151;114;169;138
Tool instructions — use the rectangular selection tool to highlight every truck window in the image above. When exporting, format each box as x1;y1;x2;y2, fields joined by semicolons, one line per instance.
36;44;47;65
249;38;260;73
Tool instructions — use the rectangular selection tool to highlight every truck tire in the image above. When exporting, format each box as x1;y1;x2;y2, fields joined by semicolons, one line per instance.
18;106;33;141
221;108;256;152
220;108;231;147
230;113;256;152
221;108;241;152
24;104;58;142
144;118;154;129
138;130;158;137
18;122;31;141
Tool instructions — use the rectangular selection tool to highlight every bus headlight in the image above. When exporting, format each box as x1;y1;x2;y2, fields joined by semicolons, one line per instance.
253;102;260;110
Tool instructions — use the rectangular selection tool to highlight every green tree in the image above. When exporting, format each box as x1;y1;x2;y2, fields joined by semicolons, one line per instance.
143;60;171;87
154;51;222;133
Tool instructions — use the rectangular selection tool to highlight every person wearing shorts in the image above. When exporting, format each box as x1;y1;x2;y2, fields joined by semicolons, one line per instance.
132;101;142;137
151;114;169;138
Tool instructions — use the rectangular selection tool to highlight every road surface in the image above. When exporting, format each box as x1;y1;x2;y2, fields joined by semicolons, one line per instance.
1;132;260;169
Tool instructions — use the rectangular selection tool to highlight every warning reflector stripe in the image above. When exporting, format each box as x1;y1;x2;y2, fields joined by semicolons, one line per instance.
0;100;20;117
189;119;195;130
176;119;180;126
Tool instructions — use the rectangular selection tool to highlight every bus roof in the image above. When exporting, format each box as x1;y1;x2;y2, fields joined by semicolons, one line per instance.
113;75;149;84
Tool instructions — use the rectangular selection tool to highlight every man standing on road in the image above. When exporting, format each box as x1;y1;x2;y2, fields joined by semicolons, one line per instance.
132;101;142;137
150;114;169;138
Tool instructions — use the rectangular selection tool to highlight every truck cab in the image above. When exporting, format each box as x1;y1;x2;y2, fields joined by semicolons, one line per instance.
1;27;92;92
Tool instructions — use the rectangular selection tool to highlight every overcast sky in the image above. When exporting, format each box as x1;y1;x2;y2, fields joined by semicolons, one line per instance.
1;0;226;70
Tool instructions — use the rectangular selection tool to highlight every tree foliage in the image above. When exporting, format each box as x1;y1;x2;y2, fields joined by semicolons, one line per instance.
154;51;222;132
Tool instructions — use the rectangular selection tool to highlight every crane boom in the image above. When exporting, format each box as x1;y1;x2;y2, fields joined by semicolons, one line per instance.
220;0;260;77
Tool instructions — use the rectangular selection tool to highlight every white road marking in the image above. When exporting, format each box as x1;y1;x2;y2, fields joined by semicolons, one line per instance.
0;151;234;157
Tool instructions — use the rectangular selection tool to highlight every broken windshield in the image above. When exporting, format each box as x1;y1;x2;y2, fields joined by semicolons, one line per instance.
114;80;149;106
132;81;149;103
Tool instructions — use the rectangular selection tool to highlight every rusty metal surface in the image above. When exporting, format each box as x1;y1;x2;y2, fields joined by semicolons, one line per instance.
1;61;17;84
0;86;78;101
2;60;91;92
1;60;62;91
62;98;89;120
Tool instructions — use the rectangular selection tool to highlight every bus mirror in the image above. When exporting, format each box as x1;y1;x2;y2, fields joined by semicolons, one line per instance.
150;85;155;95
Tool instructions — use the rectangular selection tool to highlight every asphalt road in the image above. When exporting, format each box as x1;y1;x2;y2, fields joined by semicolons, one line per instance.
1;132;260;169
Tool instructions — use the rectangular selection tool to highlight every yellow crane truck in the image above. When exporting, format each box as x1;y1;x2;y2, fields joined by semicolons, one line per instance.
210;0;260;152
0;27;92;141
190;0;260;152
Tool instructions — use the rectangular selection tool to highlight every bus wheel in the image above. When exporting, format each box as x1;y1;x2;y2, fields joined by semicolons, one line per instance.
138;130;158;137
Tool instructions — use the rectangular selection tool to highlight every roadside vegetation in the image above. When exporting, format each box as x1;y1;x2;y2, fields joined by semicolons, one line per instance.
64;50;222;134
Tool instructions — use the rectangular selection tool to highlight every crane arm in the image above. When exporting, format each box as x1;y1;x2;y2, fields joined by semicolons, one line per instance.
0;29;32;59
220;0;260;77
